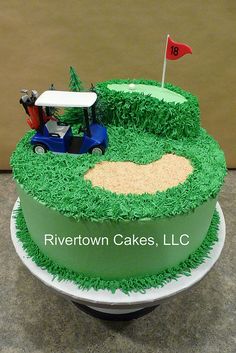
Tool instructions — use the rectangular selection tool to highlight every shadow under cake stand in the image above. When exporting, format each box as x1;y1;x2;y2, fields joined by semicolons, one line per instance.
10;199;225;321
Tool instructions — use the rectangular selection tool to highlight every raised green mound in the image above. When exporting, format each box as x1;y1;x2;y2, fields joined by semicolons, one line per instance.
15;207;220;294
11;125;226;221
95;79;200;139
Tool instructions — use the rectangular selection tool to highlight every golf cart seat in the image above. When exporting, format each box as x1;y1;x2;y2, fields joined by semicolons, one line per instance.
45;120;70;138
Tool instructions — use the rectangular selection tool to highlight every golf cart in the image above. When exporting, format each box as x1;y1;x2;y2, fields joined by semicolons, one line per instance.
20;89;108;155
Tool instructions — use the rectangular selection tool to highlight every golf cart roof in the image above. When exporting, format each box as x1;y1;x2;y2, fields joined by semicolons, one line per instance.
35;90;97;108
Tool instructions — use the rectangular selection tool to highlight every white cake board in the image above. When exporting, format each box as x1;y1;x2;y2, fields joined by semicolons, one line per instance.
10;199;225;315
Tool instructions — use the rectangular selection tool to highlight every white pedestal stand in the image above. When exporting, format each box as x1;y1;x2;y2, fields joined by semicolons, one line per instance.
10;199;225;320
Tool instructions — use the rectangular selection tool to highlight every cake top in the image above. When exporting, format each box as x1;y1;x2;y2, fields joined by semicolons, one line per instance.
11;123;226;222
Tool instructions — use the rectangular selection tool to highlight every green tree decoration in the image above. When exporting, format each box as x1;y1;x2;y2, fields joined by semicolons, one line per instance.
61;66;84;125
69;66;83;92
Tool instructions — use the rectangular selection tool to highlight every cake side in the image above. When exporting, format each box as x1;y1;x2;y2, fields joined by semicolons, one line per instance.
16;183;217;280
15;206;220;294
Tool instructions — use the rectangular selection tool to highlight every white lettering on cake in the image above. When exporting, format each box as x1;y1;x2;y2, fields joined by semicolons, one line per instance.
44;234;109;246
179;234;189;246
164;234;189;246
44;234;54;245
113;234;123;245
44;233;190;247
113;234;155;246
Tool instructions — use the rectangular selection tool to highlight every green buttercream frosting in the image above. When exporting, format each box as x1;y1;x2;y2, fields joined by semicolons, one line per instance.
11;126;226;222
15;207;220;294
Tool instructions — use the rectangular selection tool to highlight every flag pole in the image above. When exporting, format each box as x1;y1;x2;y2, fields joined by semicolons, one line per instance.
161;34;169;88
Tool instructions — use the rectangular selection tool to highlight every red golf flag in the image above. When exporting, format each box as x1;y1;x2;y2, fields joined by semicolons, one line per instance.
166;36;192;60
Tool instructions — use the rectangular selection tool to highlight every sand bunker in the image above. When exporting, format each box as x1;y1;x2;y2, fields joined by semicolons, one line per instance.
84;154;193;195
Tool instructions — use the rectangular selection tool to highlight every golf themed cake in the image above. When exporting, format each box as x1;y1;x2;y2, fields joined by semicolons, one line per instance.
11;37;226;294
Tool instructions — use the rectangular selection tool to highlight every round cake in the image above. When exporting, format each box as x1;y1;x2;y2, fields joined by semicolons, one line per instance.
11;78;226;294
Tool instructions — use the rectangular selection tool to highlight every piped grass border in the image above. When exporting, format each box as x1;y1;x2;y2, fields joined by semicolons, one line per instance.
11;125;226;222
15;206;220;294
95;79;200;139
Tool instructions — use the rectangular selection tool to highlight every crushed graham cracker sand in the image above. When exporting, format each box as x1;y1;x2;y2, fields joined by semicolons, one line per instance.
84;154;193;195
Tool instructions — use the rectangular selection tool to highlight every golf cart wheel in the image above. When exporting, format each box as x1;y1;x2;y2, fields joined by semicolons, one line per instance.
90;145;105;156
33;143;48;154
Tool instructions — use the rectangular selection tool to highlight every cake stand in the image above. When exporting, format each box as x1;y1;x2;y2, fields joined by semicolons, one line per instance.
10;199;226;321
